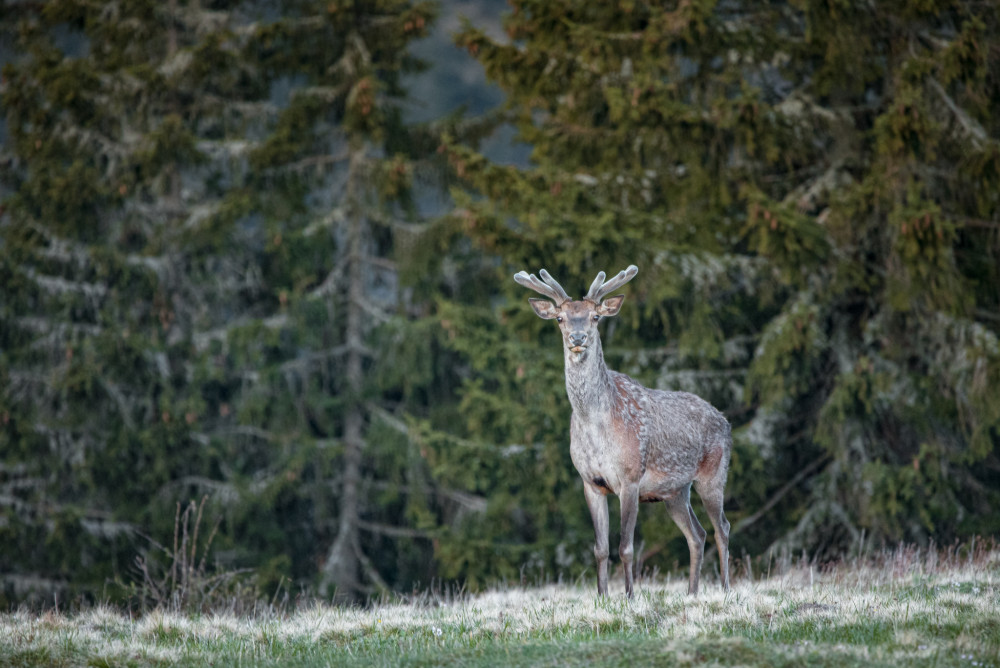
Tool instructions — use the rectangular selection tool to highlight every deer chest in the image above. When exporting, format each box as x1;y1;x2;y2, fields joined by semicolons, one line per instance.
569;411;644;493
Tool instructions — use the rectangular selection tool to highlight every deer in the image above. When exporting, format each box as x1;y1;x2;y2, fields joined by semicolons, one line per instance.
513;265;731;597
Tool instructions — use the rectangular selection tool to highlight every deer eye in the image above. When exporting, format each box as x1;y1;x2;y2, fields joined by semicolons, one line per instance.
556;317;563;323
593;315;600;321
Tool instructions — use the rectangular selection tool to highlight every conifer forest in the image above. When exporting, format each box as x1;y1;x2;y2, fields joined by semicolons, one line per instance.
1;0;999;607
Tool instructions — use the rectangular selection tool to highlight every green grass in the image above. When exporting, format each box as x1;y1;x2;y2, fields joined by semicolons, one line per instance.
3;547;999;667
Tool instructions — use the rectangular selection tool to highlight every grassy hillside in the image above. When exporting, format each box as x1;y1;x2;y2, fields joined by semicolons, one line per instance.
3;544;998;667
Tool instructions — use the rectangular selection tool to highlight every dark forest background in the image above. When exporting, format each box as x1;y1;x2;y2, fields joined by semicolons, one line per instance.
2;0;999;608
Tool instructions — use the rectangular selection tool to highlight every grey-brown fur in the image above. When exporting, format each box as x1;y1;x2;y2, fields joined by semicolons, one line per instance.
514;265;731;597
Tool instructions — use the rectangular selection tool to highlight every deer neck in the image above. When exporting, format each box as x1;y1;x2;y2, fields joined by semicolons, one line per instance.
564;336;614;417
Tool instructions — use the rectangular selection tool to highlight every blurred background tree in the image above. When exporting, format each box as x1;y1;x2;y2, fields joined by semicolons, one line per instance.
232;0;456;602
1;0;277;605
1;0;997;607
0;0;456;606
434;0;1000;581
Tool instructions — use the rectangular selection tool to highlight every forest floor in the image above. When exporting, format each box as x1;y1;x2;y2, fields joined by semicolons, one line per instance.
2;544;998;667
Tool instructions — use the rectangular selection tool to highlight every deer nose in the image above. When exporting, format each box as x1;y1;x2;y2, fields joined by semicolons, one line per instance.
569;332;588;348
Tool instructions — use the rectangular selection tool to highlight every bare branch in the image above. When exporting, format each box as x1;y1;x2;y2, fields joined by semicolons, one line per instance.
369;405;409;434
354;294;392;324
308;261;347;299
354;538;389;593
441;488;488;515
211;425;277;442
294;150;350;172
731;456;828;537
781;158;850;213
365;479;488;515
954;216;1000;230
101;379;136;430
927;77;989;150
357;520;432;539
365;255;397;271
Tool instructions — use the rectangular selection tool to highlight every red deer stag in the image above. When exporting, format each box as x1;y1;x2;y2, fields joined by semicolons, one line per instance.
514;265;731;597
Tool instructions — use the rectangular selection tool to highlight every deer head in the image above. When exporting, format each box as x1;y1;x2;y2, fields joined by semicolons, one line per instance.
514;265;638;359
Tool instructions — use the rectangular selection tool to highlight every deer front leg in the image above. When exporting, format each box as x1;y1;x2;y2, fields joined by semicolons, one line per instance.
583;482;610;596
619;482;639;598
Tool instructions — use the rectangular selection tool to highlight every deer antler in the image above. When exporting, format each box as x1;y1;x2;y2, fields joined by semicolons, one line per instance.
584;265;638;303
513;268;572;304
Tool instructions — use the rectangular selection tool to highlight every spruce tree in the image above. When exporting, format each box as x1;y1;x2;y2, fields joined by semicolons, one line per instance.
0;0;273;603
745;0;1000;551
235;0;444;600
437;0;1000;582
1;0;472;605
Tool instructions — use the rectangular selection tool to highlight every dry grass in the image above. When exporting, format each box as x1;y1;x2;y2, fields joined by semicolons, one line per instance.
3;542;999;667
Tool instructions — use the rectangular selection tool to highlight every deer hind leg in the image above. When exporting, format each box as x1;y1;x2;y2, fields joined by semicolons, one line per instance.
583;482;610;596
618;483;639;599
664;485;706;595
694;476;731;591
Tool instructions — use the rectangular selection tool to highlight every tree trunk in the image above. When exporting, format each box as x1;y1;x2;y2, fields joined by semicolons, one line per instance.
322;141;366;602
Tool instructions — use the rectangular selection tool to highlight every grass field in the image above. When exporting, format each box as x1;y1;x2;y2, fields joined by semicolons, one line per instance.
3;544;998;667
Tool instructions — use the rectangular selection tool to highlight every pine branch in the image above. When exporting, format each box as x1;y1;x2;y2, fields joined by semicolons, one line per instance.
18;317;102;338
277;344;373;375
192;314;289;352
158;475;277;505
0;491;134;539
180;202;223;230
80;518;136;538
24;268;108;300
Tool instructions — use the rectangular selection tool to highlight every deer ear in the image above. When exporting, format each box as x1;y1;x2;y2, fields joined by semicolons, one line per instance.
597;295;625;317
528;298;559;320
